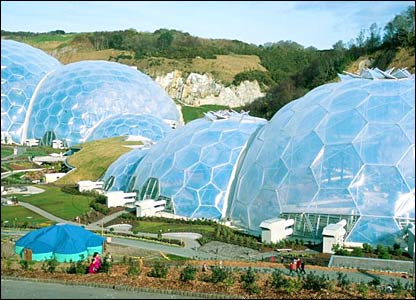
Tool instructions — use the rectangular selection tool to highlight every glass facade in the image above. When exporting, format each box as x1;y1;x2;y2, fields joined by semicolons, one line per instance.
131;112;267;220
26;60;180;146
1;39;61;143
86;113;172;143
229;77;415;246
102;147;149;192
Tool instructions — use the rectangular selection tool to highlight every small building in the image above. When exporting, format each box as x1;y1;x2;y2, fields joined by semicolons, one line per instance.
259;218;294;244
25;138;39;147
78;180;104;193
52;139;66;149
136;199;166;217
322;220;347;254
106;191;136;208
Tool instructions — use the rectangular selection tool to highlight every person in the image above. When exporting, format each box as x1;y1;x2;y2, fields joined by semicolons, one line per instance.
202;262;208;272
296;257;301;273
88;258;98;274
300;258;306;274
93;252;101;271
280;256;284;263
218;260;223;269
289;260;296;276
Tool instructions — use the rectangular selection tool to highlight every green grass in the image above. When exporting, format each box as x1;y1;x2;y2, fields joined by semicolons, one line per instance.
18;146;64;158
131;221;215;235
1;173;32;185
1;148;13;158
1;205;53;227
13;185;93;221
58;136;142;185
180;104;231;123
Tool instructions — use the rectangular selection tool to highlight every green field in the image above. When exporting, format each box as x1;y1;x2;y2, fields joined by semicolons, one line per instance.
1;205;53;227
58;137;141;184
12;185;93;221
131;220;215;236
1;148;13;158
180;104;232;123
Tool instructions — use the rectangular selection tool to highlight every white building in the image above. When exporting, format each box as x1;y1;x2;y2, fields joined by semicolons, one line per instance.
52;139;66;149
259;218;294;244
25;138;39;147
106;191;136;208
78;180;104;193
322;220;347;254
136;199;166;217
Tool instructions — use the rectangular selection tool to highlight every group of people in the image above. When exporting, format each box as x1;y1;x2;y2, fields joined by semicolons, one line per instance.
289;257;306;276
88;252;102;274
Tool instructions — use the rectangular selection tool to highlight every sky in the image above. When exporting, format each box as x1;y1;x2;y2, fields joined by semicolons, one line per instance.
1;1;414;50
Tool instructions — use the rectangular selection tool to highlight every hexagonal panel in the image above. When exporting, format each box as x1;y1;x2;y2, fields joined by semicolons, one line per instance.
311;144;363;189
346;216;400;246
282;131;323;169
353;124;410;165
315;109;367;144
349;165;410;217
173;187;199;217
357;95;411;123
397;145;415;190
307;188;357;215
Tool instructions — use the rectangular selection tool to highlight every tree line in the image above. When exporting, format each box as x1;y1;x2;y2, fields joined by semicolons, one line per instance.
2;6;414;119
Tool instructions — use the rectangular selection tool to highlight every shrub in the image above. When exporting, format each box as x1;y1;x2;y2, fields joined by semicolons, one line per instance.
180;264;197;282
240;267;260;294
127;260;140;276
99;253;113;274
208;265;232;283
303;271;331;291
357;281;369;298
368;277;381;287
66;256;87;274
147;260;169;278
41;257;59;273
270;269;289;290
336;271;350;289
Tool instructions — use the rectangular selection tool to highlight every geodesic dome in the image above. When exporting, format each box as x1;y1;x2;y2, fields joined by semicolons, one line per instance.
131;111;267;219
229;70;415;246
26;60;180;146
1;39;61;143
102;147;150;192
86;113;172;143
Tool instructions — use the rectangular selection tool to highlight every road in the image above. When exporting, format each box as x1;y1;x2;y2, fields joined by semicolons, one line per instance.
1;278;201;299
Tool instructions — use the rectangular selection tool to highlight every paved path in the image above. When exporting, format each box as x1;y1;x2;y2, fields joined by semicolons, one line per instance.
8;202;414;286
1;278;201;299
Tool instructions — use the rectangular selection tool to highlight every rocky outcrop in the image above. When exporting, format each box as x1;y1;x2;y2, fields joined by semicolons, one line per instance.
155;71;264;107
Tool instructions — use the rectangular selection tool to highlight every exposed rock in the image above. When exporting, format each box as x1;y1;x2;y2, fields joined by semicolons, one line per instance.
155;70;264;107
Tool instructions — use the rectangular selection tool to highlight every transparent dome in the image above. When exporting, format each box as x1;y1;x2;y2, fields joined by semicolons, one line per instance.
26;60;180;146
131;111;267;219
229;77;415;246
1;39;61;143
86;113;172;143
102;147;150;192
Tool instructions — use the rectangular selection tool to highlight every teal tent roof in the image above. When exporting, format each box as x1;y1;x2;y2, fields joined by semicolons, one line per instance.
15;224;105;256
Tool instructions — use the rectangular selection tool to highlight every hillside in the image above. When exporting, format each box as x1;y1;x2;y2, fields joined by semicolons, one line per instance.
57;137;142;185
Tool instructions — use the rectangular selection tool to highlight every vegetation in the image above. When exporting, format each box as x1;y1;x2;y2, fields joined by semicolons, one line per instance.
8;185;92;221
57;136;142;184
1;205;52;228
180;104;231;123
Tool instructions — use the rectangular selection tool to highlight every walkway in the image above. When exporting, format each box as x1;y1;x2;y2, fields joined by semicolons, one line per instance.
9;201;414;286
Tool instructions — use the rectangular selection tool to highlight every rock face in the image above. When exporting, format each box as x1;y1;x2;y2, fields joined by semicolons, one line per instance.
155;71;264;107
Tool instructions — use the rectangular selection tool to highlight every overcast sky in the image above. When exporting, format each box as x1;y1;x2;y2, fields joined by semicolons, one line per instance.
1;1;414;49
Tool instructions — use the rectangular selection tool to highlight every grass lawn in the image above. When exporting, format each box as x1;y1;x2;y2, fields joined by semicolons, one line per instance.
13;185;93;221
1;205;53;227
58;136;141;185
1;147;13;158
181;104;231;123
131;220;215;236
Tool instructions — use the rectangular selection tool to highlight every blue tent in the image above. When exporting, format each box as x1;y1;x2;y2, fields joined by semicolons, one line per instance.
14;223;106;262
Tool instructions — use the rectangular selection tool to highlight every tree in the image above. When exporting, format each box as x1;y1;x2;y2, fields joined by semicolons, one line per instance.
157;31;174;50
